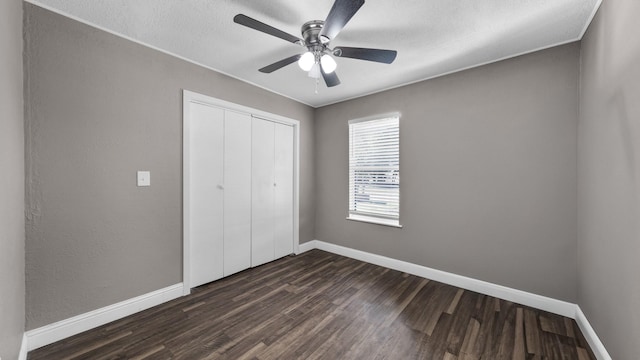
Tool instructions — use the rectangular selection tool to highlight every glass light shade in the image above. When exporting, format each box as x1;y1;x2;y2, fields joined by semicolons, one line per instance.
320;54;337;74
298;52;314;71
308;63;321;79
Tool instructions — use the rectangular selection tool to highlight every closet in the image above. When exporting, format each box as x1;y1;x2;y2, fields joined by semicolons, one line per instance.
183;91;298;290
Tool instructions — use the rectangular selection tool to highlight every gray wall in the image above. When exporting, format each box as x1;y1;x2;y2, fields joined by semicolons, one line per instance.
24;4;314;330
578;1;640;358
0;0;25;358
315;44;580;302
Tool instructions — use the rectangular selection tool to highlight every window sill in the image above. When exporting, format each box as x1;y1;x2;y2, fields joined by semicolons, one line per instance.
346;214;403;228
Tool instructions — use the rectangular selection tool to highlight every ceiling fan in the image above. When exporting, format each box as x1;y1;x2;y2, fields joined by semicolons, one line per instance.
233;0;397;88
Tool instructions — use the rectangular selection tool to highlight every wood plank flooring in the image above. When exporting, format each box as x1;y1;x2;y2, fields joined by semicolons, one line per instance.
29;250;595;359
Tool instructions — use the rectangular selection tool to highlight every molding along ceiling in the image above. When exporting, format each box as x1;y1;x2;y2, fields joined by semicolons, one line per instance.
26;0;602;107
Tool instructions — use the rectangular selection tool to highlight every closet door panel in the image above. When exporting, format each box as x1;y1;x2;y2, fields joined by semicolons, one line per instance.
274;123;294;258
223;111;252;276
251;118;275;266
189;104;224;287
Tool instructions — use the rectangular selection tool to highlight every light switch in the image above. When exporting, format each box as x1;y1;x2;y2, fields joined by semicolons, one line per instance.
137;171;150;187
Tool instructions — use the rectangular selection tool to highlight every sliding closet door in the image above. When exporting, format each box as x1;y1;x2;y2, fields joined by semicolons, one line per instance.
274;123;294;258
251;118;275;267
223;111;252;276
189;103;224;287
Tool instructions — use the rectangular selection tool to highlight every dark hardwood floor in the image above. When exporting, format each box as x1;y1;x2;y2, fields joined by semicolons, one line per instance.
29;250;595;359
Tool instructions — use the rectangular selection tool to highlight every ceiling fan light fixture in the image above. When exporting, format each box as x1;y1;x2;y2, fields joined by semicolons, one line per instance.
298;51;315;71
308;63;322;79
320;54;337;74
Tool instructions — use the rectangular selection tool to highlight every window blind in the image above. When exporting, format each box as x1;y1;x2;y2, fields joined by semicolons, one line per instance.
348;116;399;222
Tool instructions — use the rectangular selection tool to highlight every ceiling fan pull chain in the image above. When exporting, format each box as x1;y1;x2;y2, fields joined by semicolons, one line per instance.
315;78;319;94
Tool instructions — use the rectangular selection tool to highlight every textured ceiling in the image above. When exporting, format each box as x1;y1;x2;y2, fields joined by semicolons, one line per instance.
27;0;601;107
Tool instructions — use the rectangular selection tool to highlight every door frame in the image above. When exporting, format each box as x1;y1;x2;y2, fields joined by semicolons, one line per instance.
182;90;301;295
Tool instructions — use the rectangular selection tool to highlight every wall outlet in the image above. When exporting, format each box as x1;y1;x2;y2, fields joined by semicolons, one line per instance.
137;171;150;187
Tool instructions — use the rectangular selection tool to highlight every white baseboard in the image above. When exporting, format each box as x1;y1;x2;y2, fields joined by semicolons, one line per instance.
18;333;28;360
25;283;184;352
575;306;612;360
296;240;316;254
310;240;575;317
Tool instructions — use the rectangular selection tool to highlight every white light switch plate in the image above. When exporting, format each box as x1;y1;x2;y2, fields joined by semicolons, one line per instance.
137;171;150;186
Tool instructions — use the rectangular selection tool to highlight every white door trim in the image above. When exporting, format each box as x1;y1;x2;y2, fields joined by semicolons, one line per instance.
182;90;301;295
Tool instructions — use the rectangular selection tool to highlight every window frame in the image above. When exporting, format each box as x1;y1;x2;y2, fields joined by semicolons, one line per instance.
347;113;402;228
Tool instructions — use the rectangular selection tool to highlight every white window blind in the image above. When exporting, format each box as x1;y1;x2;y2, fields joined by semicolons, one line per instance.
348;115;400;226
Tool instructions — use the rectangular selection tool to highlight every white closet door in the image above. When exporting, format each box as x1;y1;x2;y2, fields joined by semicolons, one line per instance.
223;111;252;276
274;123;294;258
189;103;224;287
251;118;275;267
251;118;275;266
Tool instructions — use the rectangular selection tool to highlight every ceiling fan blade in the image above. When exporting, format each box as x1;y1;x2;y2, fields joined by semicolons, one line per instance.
259;54;302;73
321;68;341;87
234;14;302;44
333;47;397;64
319;0;365;43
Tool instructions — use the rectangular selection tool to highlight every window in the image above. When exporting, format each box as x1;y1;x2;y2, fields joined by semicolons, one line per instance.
348;115;401;227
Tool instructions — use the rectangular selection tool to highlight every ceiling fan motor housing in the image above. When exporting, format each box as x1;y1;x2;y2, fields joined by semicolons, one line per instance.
301;20;325;46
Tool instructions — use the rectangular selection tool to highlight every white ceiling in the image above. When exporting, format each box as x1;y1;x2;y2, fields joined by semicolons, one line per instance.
28;0;601;107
